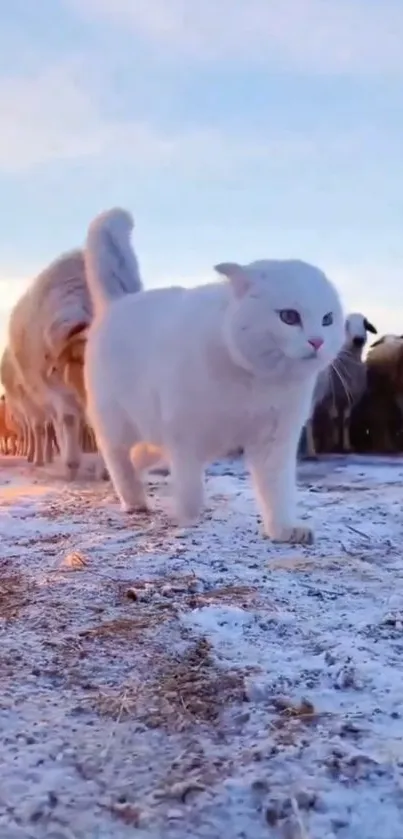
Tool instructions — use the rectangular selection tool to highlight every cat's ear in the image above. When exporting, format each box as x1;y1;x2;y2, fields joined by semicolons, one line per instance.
214;262;251;298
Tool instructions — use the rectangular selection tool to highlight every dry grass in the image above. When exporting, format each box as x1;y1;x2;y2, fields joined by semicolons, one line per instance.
93;638;247;732
120;577;268;613
0;559;36;619
268;696;334;747
78;613;173;638
187;583;268;611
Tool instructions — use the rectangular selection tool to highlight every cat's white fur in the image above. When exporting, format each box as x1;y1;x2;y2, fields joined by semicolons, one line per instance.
84;208;344;543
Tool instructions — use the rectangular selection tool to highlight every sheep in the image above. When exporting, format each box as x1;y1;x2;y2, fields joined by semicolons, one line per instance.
0;395;16;454
0;346;41;461
349;333;403;453
50;325;88;409
49;329;103;460
7;249;92;476
301;313;377;457
370;334;403;348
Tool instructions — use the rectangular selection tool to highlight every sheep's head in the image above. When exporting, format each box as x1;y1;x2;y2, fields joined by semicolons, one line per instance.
369;333;403;350
367;334;403;393
345;313;377;350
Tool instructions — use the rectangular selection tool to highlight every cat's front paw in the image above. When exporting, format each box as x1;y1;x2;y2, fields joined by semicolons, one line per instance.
270;524;314;545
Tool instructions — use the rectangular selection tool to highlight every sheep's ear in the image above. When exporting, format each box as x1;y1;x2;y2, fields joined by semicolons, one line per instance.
364;318;377;334
67;322;88;340
369;337;383;348
214;262;251;298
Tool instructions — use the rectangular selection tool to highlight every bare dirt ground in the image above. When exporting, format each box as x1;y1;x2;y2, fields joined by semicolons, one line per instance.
1;453;403;838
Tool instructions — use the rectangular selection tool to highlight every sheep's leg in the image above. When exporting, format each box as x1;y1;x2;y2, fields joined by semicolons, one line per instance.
305;419;317;459
60;411;81;478
26;424;36;462
342;408;353;452
20;421;27;456
90;428;98;453
327;405;338;451
44;422;54;463
90;429;98;454
50;384;82;476
53;426;60;455
378;398;403;452
381;427;395;453
83;426;94;453
33;421;45;466
298;421;317;459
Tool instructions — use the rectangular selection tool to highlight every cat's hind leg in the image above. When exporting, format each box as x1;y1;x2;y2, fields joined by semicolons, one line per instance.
168;446;205;526
100;436;150;513
90;408;150;514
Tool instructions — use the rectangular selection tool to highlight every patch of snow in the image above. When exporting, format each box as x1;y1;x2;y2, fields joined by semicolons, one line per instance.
1;454;403;837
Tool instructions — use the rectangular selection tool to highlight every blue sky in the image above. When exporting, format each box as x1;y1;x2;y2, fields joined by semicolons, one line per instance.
0;0;403;347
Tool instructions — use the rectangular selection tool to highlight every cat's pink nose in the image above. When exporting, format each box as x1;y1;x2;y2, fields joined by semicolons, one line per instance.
308;337;324;351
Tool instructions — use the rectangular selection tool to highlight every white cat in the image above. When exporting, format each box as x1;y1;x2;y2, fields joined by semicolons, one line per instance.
84;208;344;543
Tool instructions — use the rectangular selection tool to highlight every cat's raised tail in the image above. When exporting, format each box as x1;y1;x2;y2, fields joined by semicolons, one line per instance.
84;207;143;317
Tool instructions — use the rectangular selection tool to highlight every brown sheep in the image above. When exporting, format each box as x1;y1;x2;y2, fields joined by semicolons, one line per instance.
350;335;403;453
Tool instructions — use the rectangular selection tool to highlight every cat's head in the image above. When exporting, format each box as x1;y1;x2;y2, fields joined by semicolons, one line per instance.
215;259;344;379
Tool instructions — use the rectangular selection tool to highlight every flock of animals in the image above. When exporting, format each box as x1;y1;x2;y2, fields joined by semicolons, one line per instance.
301;326;403;457
0;245;95;471
0;207;403;507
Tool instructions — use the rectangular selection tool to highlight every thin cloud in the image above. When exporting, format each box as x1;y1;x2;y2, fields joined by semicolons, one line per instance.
0;62;374;174
68;0;403;75
0;63;177;173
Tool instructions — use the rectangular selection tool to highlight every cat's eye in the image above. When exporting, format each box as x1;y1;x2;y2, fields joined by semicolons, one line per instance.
322;312;333;326
278;309;301;326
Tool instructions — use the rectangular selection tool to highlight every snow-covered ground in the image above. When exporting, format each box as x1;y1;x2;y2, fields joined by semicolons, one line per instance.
1;453;403;839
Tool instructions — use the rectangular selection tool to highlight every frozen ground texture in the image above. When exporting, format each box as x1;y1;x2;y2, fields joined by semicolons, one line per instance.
1;454;403;838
